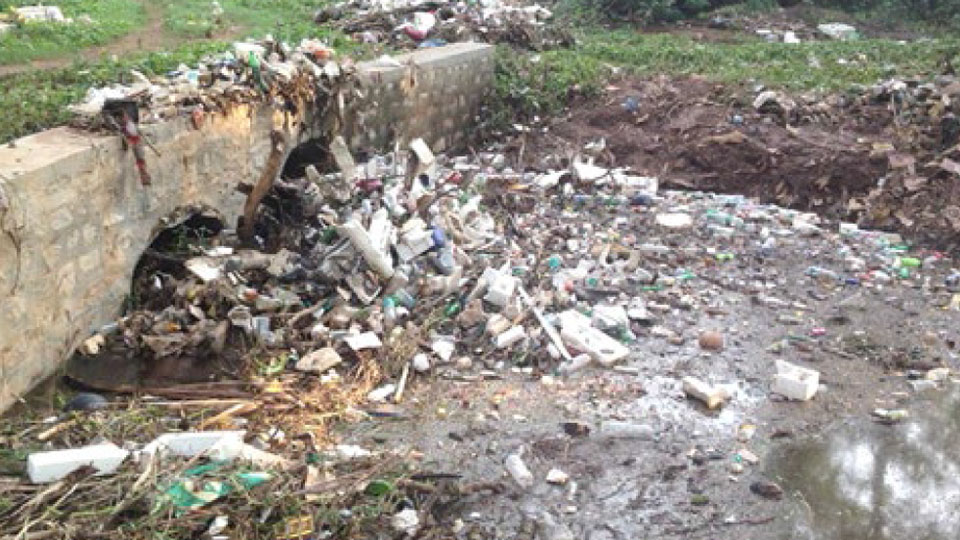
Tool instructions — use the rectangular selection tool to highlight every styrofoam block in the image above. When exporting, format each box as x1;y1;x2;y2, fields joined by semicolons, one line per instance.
560;324;629;366
397;228;434;262
28;442;129;484
484;274;518;307
141;430;246;459
771;360;819;400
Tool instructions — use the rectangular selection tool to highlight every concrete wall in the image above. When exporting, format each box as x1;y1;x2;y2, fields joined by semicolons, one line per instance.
0;42;493;411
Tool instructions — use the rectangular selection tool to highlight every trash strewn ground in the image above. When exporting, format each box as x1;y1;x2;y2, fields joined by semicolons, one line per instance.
4;114;960;537
317;0;573;51
520;75;960;251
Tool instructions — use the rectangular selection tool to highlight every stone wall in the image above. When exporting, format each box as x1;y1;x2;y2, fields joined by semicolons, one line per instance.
0;42;493;411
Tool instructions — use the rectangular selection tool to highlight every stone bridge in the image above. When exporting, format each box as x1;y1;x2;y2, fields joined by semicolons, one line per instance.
0;43;493;411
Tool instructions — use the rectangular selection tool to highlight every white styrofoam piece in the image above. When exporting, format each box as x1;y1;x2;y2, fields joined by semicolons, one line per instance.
560;324;629;366
344;331;383;351
397;228;435;261
484;274;518;307
141;431;246;459
771;360;820;400
28;442;129;484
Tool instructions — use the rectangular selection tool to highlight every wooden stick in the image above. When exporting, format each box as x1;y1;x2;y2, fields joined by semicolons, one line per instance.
240;129;287;241
394;362;410;404
198;401;259;430
36;419;78;442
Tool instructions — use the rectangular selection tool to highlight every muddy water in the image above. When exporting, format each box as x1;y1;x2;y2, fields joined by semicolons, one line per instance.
768;384;960;540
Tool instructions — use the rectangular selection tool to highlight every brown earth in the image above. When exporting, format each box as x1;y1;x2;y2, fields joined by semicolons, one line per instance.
516;76;960;250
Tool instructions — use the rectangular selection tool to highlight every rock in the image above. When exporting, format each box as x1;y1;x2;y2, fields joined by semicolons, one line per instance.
295;347;342;374
63;392;109;412
560;421;591;437
698;331;724;351
749;480;784;500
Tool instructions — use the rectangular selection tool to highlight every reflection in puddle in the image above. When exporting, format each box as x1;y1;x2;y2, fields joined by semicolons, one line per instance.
768;385;960;540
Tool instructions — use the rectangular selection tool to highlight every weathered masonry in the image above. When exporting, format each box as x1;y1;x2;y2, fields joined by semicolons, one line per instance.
0;43;493;411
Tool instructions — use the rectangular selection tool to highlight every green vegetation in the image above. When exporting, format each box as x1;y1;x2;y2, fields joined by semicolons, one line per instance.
564;0;960;29
491;29;960;128
162;0;321;41
0;0;146;65
582;31;960;90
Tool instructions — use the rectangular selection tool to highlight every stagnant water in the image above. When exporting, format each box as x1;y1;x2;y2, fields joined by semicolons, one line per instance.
767;383;960;540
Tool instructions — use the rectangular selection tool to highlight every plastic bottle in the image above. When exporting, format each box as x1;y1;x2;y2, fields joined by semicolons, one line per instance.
383;296;397;330
804;266;839;281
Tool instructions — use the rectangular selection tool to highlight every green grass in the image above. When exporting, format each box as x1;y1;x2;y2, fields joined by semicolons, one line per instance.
0;0;147;65
489;28;960;130
163;0;322;41
581;30;960;90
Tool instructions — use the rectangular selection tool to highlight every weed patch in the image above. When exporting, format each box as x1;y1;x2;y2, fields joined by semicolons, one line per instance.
0;0;146;65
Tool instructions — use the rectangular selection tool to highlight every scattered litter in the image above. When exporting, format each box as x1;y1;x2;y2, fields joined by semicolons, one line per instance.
771;360;820;401
28;442;129;483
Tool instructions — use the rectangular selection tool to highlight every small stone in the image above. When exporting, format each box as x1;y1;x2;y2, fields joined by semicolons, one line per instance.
63;392;109;412
698;331;725;351
295;347;342;374
546;468;569;485
560;421;591;437
730;462;744;474
455;356;473;370
750;480;783;500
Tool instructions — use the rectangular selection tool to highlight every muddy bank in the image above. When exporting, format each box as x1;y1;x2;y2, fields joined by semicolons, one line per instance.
518;76;960;250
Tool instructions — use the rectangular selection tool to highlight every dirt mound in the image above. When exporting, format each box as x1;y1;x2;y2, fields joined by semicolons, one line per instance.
520;76;960;249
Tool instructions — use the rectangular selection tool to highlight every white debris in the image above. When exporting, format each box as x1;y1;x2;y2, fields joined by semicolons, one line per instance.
505;453;534;488
771;359;820;400
682;376;729;409
141;431;246;460
367;384;397;402
28;442;129;484
546;468;569;485
558;310;629;366
655;213;693;229
391;508;420;536
344;331;383;351
818;22;858;41
16;6;68;23
412;353;432;372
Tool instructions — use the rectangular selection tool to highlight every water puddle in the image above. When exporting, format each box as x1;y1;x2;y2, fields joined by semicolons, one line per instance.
767;384;960;540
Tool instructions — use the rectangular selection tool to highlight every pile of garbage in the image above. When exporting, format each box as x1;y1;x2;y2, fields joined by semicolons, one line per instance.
706;13;860;44
7;119;960;535
317;0;573;51
68;36;348;126
0;133;659;536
